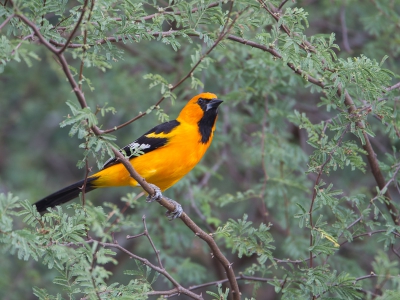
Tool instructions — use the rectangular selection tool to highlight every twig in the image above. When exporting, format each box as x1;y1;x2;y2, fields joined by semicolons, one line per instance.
83;238;203;299
57;0;89;54
127;215;164;269
340;230;400;247
354;272;378;283
391;244;400;259
387;81;400;92
10;33;34;55
339;87;399;225
278;0;289;10
0;13;14;31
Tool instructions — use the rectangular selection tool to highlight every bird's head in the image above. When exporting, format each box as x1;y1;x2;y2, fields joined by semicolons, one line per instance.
177;92;223;124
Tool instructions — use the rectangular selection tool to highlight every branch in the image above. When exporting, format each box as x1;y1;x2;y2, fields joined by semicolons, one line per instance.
340;230;400;247
127;215;164;269
83;238;203;299
387;81;400;92
57;0;89;54
278;0;290;11
338;87;399;225
0;13;13;31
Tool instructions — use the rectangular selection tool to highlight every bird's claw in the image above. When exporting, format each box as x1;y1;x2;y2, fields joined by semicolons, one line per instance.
164;198;183;220
145;184;183;220
146;184;162;203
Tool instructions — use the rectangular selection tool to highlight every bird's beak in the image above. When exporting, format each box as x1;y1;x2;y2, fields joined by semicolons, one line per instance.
206;99;223;111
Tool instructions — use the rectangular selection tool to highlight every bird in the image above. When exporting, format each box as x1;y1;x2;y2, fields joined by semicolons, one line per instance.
34;92;223;218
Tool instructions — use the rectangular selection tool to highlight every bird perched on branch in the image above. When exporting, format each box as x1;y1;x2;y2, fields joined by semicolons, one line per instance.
34;92;223;219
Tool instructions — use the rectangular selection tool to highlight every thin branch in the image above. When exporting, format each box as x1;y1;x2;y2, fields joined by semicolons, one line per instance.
11;33;34;55
387;81;400;92
391;244;400;259
57;0;89;54
278;0;290;10
339;87;399;225
84;238;203;299
0;13;14;31
340;230;400;247
127;215;164;269
274;255;315;264
354;273;378;282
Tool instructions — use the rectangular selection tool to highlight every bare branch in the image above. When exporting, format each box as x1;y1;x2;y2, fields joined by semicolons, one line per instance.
84;238;204;299
278;0;290;10
387;81;400;92
0;13;13;31
126;215;164;269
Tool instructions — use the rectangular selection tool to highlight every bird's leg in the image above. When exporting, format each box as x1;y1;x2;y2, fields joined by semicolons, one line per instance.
145;184;183;220
163;197;183;220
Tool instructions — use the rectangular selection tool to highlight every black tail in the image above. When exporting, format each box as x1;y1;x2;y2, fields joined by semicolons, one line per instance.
34;177;98;212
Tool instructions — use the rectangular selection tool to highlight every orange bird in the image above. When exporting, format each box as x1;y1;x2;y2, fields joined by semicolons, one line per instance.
34;92;222;218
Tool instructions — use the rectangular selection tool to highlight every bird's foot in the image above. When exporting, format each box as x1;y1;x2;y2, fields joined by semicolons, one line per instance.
146;184;163;203
164;197;183;220
145;184;183;220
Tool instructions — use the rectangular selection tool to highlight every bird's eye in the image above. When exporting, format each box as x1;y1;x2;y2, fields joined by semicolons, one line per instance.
198;98;205;104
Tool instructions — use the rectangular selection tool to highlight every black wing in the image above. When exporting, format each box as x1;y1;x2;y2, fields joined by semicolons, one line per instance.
102;120;180;169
